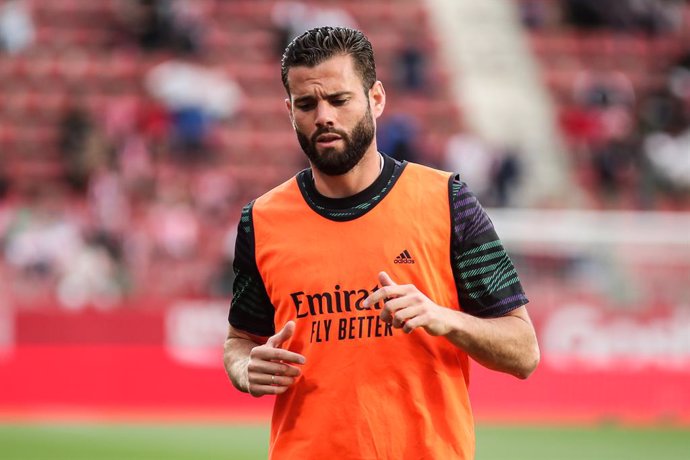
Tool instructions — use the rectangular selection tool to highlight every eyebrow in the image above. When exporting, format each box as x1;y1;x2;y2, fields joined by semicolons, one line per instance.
293;91;353;104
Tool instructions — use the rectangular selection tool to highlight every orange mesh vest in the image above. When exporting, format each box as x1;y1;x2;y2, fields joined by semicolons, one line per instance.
252;163;475;460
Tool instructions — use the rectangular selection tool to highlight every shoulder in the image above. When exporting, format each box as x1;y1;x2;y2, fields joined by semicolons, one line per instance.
403;161;454;182
253;173;302;210
398;162;456;199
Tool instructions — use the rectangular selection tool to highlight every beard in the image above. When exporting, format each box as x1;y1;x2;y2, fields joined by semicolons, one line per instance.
296;105;375;176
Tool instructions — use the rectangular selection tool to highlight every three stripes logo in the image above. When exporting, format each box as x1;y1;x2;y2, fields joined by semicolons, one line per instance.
394;249;416;264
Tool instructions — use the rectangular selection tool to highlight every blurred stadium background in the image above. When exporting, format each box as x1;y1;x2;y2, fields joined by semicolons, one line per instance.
0;0;689;458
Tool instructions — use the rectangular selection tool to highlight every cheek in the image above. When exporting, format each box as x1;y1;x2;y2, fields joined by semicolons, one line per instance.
293;109;316;126
291;116;310;134
293;121;317;142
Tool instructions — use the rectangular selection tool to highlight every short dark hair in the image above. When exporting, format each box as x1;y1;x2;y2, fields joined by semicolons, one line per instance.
281;26;377;96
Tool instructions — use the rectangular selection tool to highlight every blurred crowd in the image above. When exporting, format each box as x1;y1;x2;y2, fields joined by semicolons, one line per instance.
520;0;690;208
520;0;687;35
0;0;688;310
0;0;247;309
0;0;446;309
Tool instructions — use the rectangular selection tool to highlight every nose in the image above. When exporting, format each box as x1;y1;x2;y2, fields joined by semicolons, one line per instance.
314;101;335;128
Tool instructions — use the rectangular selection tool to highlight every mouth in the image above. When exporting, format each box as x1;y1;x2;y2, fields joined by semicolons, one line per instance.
315;133;343;146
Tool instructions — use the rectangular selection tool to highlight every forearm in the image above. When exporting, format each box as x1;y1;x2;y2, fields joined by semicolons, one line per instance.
223;337;256;393
445;308;540;379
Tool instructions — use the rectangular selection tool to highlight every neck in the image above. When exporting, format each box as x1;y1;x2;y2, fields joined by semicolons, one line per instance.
311;148;382;199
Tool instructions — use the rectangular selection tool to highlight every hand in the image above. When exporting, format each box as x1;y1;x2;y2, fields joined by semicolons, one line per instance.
364;272;454;336
246;321;306;397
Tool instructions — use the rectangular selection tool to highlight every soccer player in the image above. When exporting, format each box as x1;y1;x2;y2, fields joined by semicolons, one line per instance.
224;26;539;459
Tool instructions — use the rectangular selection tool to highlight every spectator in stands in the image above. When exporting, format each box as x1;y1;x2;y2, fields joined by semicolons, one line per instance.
145;55;243;163
573;60;635;110
0;159;9;202
626;0;684;35
113;0;204;54
270;1;309;58
642;74;690;205
0;0;33;54
518;0;559;30
115;132;156;196
591;131;642;202
270;1;357;58
101;91;169;192
570;59;642;204
643;128;690;203
2;183;85;298
208;222;237;299
376;112;422;163
444;134;523;207
147;174;199;261
562;0;682;34
57;93;95;194
166;0;206;55
88;166;131;241
136;92;172;157
56;231;129;310
142;170;209;298
443;132;496;203
101;94;155;193
392;33;429;94
562;0;623;30
193;164;237;222
669;46;690;103
639;87;686;134
493;147;523;208
113;0;171;51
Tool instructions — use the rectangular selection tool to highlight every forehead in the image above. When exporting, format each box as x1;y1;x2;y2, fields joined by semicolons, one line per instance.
287;54;363;98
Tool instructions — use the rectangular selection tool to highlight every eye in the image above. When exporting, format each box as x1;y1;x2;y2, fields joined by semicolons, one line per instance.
331;99;348;106
295;101;316;111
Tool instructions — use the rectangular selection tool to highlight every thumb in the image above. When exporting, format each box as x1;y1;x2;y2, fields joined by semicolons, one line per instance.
267;320;296;348
378;271;398;287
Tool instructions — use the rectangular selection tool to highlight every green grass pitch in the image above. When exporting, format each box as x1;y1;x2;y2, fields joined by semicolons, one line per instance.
1;422;688;459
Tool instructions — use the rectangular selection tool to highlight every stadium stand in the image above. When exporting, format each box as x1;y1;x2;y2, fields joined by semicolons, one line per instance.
0;0;687;308
0;0;462;307
520;0;690;210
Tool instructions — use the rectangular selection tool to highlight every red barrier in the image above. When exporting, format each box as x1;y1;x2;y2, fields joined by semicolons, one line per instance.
0;344;273;421
470;363;690;424
1;301;689;424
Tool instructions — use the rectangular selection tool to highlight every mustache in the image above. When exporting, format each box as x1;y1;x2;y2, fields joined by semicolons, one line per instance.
311;127;348;144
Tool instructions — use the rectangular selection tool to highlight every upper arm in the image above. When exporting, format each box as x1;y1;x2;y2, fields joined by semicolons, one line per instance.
448;175;529;318
228;202;276;337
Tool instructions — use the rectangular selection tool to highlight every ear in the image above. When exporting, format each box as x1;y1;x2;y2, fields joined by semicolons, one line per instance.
285;97;296;130
369;81;386;120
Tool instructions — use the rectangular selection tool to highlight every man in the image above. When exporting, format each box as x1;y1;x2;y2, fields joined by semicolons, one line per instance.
224;26;539;460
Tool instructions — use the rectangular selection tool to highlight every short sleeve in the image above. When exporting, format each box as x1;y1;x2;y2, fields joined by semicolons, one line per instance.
228;202;276;336
449;175;528;318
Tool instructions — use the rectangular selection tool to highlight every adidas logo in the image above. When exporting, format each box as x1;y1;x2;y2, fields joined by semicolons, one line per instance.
394;249;416;264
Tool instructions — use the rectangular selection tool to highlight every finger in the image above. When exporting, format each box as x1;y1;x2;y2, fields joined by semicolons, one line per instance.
383;296;419;314
250;372;297;387
363;285;402;309
248;383;290;397
402;316;423;334
248;361;302;378
266;320;296;348
391;305;424;329
379;296;417;323
361;272;400;309
251;347;306;365
378;271;398;287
